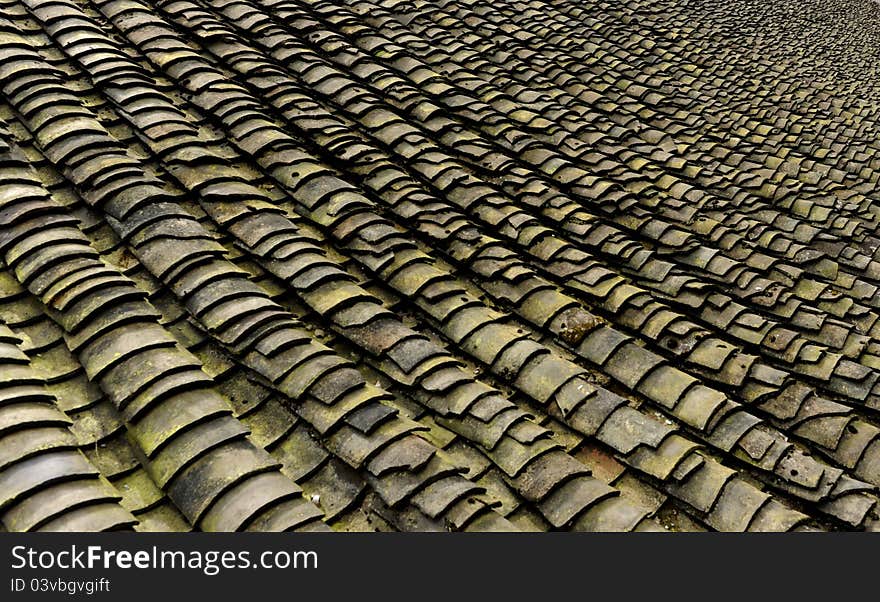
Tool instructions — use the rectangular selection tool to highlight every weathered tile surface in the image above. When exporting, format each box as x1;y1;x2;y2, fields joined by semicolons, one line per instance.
1;0;879;531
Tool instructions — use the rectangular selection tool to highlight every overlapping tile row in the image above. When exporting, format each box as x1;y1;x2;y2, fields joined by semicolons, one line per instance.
0;115;507;533
2;0;880;530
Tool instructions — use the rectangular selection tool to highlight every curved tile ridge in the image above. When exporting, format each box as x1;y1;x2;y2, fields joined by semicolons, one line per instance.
0;127;328;532
0;320;137;531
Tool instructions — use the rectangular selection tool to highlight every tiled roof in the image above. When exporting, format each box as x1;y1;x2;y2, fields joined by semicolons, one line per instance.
1;0;879;531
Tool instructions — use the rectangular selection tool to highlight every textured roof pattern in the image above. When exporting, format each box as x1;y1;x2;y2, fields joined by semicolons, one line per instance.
1;0;880;532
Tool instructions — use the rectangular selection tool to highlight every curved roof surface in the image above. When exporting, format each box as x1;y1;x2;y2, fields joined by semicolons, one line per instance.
1;0;880;532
